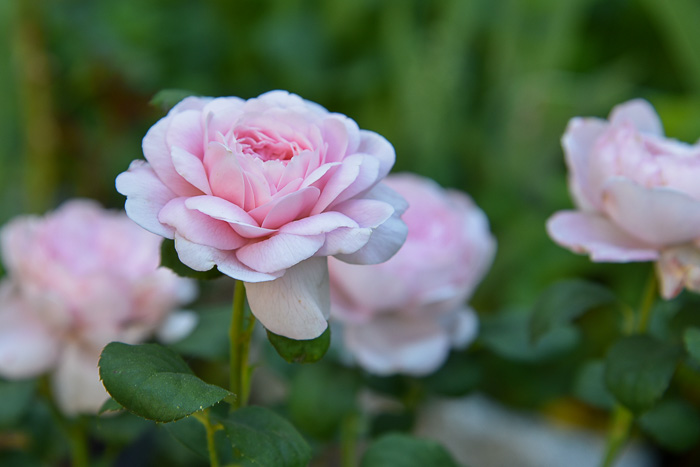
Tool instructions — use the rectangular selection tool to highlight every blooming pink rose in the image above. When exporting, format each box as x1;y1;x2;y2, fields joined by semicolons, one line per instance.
328;174;496;376
116;91;407;339
547;99;700;298
0;200;196;415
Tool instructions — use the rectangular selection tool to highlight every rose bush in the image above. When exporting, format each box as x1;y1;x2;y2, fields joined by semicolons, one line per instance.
328;174;496;376
116;90;407;339
0;200;196;415
547;99;700;298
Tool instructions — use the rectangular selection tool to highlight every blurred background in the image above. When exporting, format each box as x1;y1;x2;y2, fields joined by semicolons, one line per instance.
2;0;700;464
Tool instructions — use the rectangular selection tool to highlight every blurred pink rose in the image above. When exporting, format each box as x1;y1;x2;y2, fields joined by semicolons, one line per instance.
0;200;196;415
116;90;407;339
547;99;700;298
328;174;496;376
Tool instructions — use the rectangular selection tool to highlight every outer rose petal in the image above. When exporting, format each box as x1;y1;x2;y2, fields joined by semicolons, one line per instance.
51;343;107;416
656;246;700;299
602;178;700;246
244;257;330;339
236;233;325;274
0;283;61;379
562;118;608;210
356;130;396;180
546;210;659;262
116;160;176;238
609;99;663;136
345;315;451;376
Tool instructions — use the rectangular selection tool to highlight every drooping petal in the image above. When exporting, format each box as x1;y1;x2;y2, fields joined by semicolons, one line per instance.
116;160;176;238
656;246;700;299
244;257;330;339
602;178;700;246
159;198;246;250
236;233;325;274
546;210;659;262
609;99;663;136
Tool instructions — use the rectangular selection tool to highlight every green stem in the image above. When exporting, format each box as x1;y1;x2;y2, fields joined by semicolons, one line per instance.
601;268;657;467
340;413;359;467
230;280;255;410
600;406;633;467
193;410;221;467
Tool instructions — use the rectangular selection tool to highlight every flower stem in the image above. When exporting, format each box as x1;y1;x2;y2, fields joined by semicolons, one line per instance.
193;410;221;467
340;412;360;467
601;267;657;467
230;280;255;410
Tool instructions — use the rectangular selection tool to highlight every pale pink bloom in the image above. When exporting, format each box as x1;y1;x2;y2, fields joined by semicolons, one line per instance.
0;200;196;415
546;99;700;298
116;91;407;339
329;174;495;376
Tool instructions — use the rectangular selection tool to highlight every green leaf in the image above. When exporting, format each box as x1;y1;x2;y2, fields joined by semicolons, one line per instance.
530;279;616;343
0;379;35;428
165;415;210;460
573;360;615;410
683;327;700;364
220;406;312;467
604;335;681;414
639;399;700;452
266;326;330;363
99;342;232;422
169;306;231;360
160;239;223;280
288;363;360;439
361;433;459;467
98;397;124;415
150;89;199;113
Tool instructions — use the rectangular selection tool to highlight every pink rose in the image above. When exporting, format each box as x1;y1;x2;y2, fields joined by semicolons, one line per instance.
116;91;407;339
547;99;700;298
0;200;196;415
328;174;496;376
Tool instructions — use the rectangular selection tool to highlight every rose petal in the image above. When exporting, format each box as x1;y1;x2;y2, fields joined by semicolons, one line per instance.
51;343;107;415
356;130;396;180
656;246;700;299
334;213;407;265
173;234;280;282
609;99;663;136
171;147;211;195
333;199;395;228
166;109;205;158
236;233;325;274
244;257;330;339
315;227;372;256
546;210;659;262
261;187;320;229
0;285;60;379
204;142;247;207
116;160;176;238
159;198;246;250
562;117;608;210
602;178;700;246
311;158;361;215
344;315;450;376
280;211;358;236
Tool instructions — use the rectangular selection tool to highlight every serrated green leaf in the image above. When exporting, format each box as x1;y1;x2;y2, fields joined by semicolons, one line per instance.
639;398;700;452
150;89;199;112
361;433;459;467
266;326;330;363
530;279;616;343
98;397;124;415
99;342;231;422
604;335;681;414
220;406;312;467
160;239;223;280
683;327;700;364
288;363;360;440
0;379;35;428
